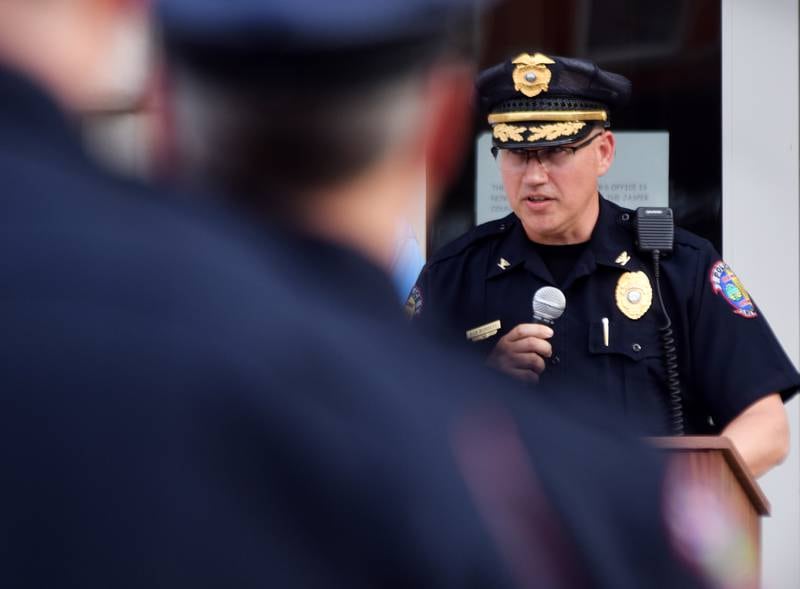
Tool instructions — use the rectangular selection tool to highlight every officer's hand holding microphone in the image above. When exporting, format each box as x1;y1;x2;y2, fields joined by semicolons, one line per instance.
487;287;565;383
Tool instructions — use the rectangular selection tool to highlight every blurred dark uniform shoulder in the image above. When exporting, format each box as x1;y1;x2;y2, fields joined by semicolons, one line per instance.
0;60;544;589
0;63;327;587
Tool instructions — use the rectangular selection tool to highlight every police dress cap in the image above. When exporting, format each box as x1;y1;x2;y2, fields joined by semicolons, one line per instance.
478;52;632;150
157;0;493;82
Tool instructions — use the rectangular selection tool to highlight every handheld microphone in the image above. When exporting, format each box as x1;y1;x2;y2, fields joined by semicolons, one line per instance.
532;286;566;326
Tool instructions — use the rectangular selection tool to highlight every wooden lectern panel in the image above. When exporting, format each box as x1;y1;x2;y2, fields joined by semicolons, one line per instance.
649;436;769;515
649;436;769;588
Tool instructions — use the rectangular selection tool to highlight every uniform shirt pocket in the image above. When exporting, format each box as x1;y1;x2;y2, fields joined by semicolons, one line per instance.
588;319;661;361
587;319;669;433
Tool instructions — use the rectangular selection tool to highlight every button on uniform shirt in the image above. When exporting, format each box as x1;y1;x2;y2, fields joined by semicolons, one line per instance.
410;197;800;435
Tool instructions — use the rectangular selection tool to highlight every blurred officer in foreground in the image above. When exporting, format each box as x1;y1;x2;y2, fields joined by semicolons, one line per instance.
156;2;722;588
0;1;547;587
0;0;711;587
409;52;799;477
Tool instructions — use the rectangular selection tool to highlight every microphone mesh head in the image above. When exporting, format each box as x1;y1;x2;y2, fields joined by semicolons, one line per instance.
532;286;566;321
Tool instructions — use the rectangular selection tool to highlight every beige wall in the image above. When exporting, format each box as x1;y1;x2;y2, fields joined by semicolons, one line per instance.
722;1;800;587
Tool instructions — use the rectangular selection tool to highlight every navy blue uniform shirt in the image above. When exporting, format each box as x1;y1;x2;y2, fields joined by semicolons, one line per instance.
411;197;800;434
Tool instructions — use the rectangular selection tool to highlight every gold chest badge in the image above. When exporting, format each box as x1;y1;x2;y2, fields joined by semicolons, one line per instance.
615;271;653;320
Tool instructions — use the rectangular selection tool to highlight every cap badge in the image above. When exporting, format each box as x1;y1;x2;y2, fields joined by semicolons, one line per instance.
615;271;652;320
497;258;511;270
512;53;556;98
709;261;757;318
615;251;631;266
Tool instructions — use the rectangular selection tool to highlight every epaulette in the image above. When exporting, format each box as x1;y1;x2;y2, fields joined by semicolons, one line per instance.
426;213;516;266
672;226;712;252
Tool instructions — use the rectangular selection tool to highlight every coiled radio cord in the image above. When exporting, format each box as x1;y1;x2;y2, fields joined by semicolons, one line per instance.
652;251;684;435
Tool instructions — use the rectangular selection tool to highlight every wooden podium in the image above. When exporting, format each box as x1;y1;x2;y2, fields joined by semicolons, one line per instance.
649;436;770;586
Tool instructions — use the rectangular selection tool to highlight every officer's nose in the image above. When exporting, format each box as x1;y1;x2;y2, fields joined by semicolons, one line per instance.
522;155;549;184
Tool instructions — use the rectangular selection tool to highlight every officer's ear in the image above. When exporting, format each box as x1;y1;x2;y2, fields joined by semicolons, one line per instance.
596;130;616;177
423;61;476;213
0;0;151;112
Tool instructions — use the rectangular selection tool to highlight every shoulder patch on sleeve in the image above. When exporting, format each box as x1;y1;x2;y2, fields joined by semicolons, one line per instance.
709;260;757;318
405;285;423;318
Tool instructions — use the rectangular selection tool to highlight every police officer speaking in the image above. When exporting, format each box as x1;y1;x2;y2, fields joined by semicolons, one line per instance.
409;52;799;477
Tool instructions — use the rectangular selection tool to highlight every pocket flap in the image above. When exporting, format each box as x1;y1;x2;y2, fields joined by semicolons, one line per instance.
588;319;661;361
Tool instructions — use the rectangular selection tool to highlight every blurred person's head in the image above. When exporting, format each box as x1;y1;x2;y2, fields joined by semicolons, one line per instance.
0;0;150;112
157;0;484;269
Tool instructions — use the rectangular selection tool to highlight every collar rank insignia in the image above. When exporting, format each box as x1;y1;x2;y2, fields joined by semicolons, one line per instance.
466;320;502;343
615;251;631;266
498;258;511;270
615;271;653;320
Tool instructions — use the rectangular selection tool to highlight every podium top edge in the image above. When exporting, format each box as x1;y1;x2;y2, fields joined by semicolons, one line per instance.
646;436;771;516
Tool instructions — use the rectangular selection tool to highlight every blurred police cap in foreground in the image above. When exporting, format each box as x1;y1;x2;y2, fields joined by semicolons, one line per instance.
155;0;492;200
156;0;492;83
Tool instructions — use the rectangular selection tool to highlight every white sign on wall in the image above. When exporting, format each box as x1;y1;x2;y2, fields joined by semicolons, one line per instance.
475;130;670;224
599;131;670;209
475;132;510;225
